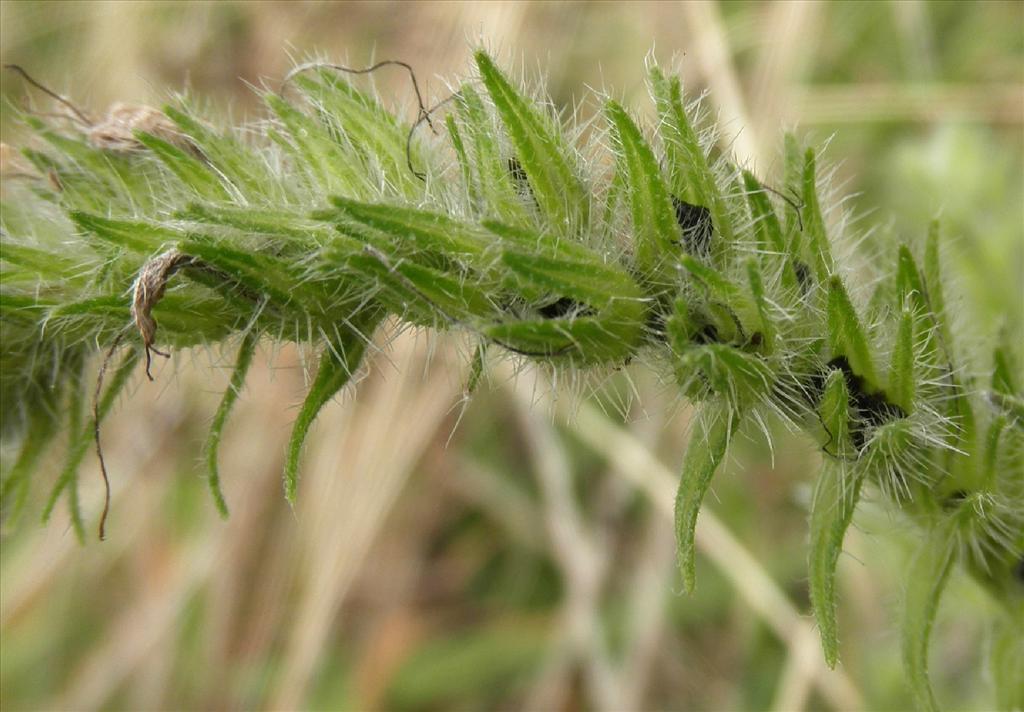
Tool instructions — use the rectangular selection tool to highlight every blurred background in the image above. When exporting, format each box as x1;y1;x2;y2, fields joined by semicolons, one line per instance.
1;2;1021;710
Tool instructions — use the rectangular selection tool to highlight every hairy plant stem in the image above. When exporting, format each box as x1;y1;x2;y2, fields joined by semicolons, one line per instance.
1;52;1020;710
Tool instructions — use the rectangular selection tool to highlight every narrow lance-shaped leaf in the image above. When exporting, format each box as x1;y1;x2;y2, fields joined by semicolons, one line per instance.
676;345;775;409
205;331;258;518
991;341;1019;397
675;400;742;593
745;259;776;353
741;171;785;255
453;86;528;223
284;322;377;503
902;524;957;712
783;133;804;250
606;100;679;288
483;314;639;365
264;92;364;194
290;71;419;191
889;308;916;414
65;359;89;542
922;222;977;465
895;244;939;366
981;415;1007;489
134;131;231;202
499;249;645;312
71;212;182;255
475;51;589;235
827;276;880;390
162;104;274;199
923;221;950;349
680;256;750;314
649;67;735;247
328;197;492;267
0;244;88;284
802;148;834;281
808;369;864;668
464;342;487;395
445;113;479;208
0;407;60;523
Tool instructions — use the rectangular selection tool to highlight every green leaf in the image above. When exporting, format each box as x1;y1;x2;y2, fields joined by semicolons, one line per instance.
981;415;1007;488
284;324;377;503
394;260;498;322
992;343;1019;397
827;276;879;389
445;113;479;207
921;221;977;464
327;196;493;267
783;133;804;242
264;92;363;194
452;86;529;223
71;212;181;254
896;245;927;311
605;100;679;286
680;256;746;308
902;525;956;712
483;314;639;365
742;171;785;255
465;342;487;395
676;344;775;407
745;259;776;353
801;148;834;281
290;70;418;191
895;244;940;367
64;359;89;542
649;68;734;247
0;407;60;523
134;131;230;201
162;104;276;200
475;51;589;235
204;331;258;517
0;244;86;283
499;250;644;311
808;370;863;668
177;238;324;316
923;220;950;349
675;400;742;593
177;203;324;242
889;308;916;413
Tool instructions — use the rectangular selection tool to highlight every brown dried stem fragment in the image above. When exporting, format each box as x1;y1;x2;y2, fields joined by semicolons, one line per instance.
87;103;182;152
94;330;125;541
131;249;195;380
4;63;93;126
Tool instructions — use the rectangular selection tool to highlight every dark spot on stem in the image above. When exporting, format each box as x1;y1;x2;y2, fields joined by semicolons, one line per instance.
693;322;720;345
671;196;713;257
793;260;812;295
823;356;907;449
942;489;970;510
507;156;539;208
507;156;528;183
537;296;591;319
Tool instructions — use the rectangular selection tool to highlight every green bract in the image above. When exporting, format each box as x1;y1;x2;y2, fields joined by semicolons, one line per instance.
1;51;1021;710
